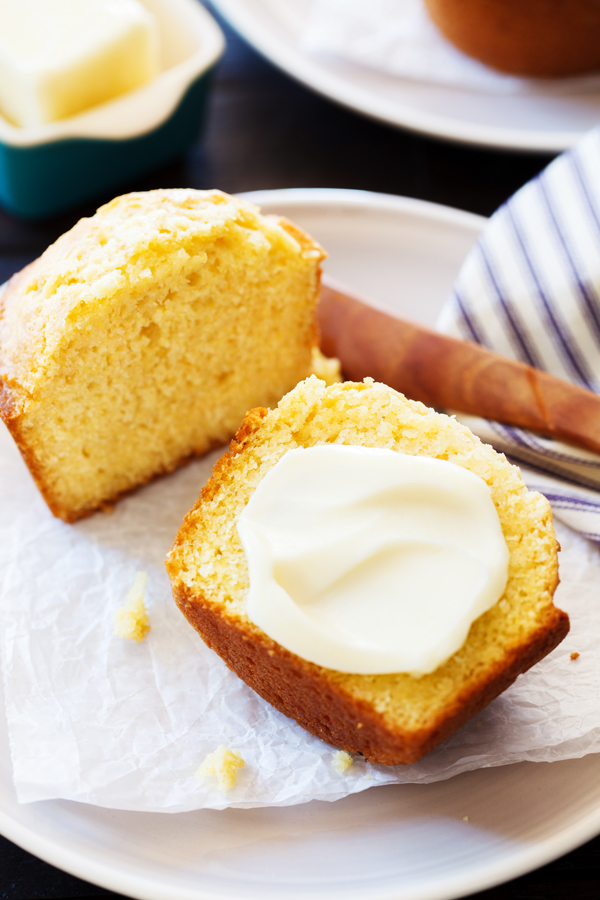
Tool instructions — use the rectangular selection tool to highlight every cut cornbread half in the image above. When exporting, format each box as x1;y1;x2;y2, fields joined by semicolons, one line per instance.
0;189;324;522
166;377;569;766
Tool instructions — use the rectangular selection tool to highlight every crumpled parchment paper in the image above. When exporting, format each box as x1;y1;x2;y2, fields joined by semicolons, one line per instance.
303;0;600;95
1;423;599;812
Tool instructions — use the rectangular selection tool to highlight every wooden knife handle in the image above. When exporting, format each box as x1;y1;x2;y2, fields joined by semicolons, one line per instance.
318;277;600;455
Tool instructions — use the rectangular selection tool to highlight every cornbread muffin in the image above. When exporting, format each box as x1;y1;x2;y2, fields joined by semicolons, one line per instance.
424;0;600;77
0;189;324;522
167;377;569;766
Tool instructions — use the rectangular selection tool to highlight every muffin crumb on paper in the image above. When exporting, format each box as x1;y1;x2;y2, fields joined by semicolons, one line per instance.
113;571;150;642
332;750;353;774
196;746;245;792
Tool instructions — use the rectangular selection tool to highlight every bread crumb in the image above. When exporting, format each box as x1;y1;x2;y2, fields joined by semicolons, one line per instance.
331;750;353;773
463;816;469;822
477;721;482;727
570;652;580;660
113;571;150;642
196;745;245;792
311;347;342;386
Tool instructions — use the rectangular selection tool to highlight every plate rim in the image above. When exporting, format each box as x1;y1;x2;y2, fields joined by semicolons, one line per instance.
1;776;600;900
239;186;488;232
1;187;599;900
210;0;592;153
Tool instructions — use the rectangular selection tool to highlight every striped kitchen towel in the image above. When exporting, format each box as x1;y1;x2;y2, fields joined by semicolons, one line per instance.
437;126;600;542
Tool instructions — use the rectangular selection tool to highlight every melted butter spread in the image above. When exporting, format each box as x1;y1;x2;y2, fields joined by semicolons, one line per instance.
237;445;509;675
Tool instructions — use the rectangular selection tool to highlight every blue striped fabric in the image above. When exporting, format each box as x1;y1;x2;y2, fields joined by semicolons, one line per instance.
437;127;600;542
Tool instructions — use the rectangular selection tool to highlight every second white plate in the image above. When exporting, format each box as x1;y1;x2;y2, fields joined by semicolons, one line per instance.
212;0;600;152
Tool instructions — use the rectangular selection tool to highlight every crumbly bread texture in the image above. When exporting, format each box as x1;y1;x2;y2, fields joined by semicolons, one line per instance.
167;377;569;767
0;189;324;522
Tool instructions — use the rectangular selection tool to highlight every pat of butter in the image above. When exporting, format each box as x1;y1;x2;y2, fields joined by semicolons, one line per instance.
0;0;160;127
237;445;509;675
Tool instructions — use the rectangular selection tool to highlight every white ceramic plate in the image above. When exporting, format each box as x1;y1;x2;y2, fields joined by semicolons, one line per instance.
211;0;600;152
2;189;600;900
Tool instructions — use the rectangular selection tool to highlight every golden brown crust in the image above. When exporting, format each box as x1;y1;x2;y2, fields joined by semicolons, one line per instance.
172;582;568;766
424;0;600;78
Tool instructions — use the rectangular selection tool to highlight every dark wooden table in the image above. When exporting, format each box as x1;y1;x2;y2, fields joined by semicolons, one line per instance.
0;3;599;898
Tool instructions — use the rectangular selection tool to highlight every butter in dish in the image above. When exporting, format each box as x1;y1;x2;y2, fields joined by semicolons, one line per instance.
0;0;224;219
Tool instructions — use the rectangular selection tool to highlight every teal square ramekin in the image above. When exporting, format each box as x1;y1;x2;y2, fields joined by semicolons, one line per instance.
0;0;224;220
